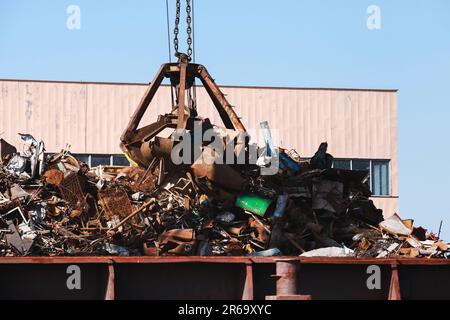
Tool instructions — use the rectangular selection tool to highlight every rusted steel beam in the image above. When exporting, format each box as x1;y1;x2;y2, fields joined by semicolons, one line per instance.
388;263;401;300
120;64;167;142
296;257;450;265
197;65;246;131
2;256;450;265
0;257;115;264
105;263;115;300
110;256;251;264
242;263;254;300
250;256;398;264
391;258;450;265
176;55;188;130
0;256;254;264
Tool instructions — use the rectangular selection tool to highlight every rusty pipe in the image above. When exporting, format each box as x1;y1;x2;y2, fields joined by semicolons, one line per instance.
274;258;299;296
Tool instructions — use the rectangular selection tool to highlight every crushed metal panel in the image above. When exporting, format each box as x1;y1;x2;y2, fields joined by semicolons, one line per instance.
58;171;85;208
312;179;344;213
99;187;133;219
5;220;33;254
380;213;412;236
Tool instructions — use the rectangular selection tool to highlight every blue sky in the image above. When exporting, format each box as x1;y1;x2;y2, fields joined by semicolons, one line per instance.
1;1;450;239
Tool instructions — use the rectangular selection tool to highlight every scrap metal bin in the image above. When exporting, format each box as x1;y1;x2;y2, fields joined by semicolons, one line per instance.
0;256;449;300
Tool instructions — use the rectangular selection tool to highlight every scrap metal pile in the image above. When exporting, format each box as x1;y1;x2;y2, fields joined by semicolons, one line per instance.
0;134;448;258
1;56;448;258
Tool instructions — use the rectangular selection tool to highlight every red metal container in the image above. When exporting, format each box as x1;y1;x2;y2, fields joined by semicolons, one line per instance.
1;256;449;300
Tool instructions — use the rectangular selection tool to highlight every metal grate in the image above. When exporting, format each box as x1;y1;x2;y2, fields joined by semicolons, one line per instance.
98;187;133;219
58;171;85;208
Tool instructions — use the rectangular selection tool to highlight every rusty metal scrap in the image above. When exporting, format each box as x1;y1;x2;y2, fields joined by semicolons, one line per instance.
0;133;448;258
58;171;85;209
99;187;133;220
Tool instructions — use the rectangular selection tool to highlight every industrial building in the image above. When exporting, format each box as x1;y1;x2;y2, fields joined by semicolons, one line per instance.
0;78;398;216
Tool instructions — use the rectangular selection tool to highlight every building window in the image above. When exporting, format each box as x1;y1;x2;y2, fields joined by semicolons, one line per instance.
352;159;371;171
352;159;371;189
331;158;390;196
72;154;90;164
372;160;389;196
91;155;112;167
113;154;130;166
333;159;351;170
71;154;131;167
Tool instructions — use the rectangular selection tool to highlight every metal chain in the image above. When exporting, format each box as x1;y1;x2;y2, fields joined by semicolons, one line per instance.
186;0;193;57
172;0;194;58
173;0;181;53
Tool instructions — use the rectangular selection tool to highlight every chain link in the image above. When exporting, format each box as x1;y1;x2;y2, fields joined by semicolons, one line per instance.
186;0;193;57
173;0;181;53
172;0;193;58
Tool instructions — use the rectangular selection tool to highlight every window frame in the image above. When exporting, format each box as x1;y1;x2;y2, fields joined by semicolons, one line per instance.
331;158;390;196
71;154;131;167
371;160;390;196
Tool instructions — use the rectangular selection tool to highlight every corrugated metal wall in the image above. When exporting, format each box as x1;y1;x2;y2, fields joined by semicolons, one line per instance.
0;79;398;215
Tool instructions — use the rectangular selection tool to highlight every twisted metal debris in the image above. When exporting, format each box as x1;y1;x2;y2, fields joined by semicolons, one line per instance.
0;133;447;258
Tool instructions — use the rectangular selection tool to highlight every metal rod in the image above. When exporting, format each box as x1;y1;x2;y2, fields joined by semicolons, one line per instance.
165;0;172;63
104;263;115;300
